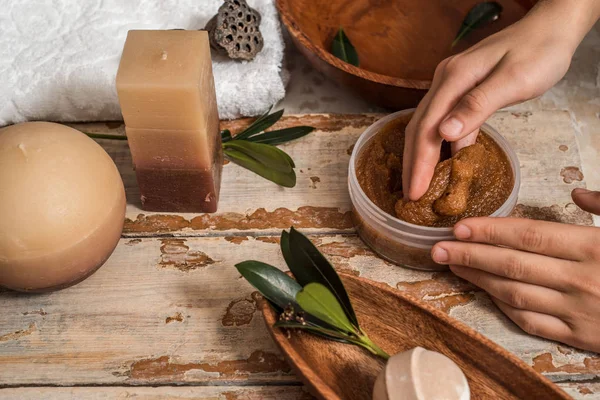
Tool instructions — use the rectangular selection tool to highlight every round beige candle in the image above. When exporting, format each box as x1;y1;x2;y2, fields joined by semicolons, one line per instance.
0;122;126;292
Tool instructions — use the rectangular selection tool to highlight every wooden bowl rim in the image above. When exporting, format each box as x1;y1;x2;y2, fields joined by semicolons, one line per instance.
260;272;570;400
276;0;433;91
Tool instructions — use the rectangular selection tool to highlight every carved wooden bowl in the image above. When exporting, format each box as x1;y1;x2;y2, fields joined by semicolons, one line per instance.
260;273;570;400
276;0;534;109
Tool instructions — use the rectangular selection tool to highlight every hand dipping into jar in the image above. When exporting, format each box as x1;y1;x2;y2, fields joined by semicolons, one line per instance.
348;110;520;271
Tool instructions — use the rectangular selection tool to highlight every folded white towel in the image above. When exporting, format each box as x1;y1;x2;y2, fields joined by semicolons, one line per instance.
0;0;286;125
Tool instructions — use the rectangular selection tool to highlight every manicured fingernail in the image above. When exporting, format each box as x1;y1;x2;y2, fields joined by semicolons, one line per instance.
440;117;463;139
454;224;471;239
431;247;449;263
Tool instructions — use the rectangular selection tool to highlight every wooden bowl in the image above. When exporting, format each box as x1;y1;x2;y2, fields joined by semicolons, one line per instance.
260;273;569;400
277;0;535;109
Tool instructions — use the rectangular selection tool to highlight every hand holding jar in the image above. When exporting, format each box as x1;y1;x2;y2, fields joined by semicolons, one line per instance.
432;188;600;353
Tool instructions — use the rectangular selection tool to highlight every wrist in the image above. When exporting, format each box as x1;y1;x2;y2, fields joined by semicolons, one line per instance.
549;0;600;19
521;0;599;54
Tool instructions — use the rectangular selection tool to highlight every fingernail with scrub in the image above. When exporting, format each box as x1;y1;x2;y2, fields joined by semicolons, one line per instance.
440;117;463;139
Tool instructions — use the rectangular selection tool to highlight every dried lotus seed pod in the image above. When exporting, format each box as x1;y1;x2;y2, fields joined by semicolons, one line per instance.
205;0;264;61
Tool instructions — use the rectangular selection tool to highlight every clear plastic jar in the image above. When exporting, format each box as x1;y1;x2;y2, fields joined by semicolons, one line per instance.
348;110;521;271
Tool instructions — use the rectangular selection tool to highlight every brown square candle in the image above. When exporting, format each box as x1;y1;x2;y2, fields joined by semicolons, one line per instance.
116;30;222;212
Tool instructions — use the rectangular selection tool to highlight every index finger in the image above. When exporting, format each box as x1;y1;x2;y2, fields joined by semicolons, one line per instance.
453;217;599;261
407;58;486;200
402;63;447;201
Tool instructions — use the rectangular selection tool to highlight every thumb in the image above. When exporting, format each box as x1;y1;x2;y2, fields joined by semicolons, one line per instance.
438;60;529;143
572;188;600;215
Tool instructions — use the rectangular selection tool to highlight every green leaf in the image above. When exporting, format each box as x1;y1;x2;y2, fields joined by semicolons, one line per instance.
280;147;295;169
331;28;359;67
221;129;232;143
276;320;389;359
246;126;315;146
452;2;503;48
223;141;293;173
252;105;274;125
287;227;359;328
235;261;302;309
237;257;348;334
254;105;274;125
230;106;272;141
274;320;353;344
224;147;296;187
84;132;128;141
280;231;294;270
275;320;389;359
235;108;284;141
296;283;356;334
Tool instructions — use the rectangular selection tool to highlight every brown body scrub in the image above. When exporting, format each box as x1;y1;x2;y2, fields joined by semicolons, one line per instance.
349;111;518;270
356;118;513;227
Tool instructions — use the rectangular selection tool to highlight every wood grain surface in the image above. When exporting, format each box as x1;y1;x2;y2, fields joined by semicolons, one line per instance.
0;113;597;399
70;111;592;238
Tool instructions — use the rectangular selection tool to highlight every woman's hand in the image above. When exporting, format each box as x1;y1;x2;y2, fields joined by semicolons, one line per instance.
403;0;600;201
431;188;600;352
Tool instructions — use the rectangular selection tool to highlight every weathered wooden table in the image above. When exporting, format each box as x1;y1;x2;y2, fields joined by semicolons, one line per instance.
0;109;599;399
2;21;600;400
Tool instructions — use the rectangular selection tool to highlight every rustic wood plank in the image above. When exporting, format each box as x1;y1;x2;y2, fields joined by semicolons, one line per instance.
557;382;600;399
0;236;292;386
68;110;591;237
2;383;599;400
1;235;597;391
2;110;595;397
0;386;314;400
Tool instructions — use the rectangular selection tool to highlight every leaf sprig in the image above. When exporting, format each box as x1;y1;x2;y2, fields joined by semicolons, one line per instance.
452;2;503;48
84;106;314;188
84;132;128;140
236;227;389;359
331;27;359;67
221;107;314;187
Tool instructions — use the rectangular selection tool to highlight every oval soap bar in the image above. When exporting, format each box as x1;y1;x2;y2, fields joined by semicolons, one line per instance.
373;347;470;400
0;122;126;292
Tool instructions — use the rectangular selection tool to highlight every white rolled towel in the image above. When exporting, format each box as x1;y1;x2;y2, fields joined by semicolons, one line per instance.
0;0;286;125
